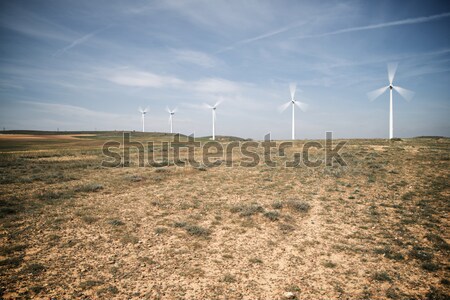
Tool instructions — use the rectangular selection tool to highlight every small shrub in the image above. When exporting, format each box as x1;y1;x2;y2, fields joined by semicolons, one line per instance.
108;219;125;226
0;257;23;267
425;287;448;300
386;286;399;299
249;257;263;264
174;221;187;228
121;235;139;244
374;246;404;261
75;183;103;193
286;200;311;213
373;271;392;282
125;175;143;182
271;201;283;209
230;203;264;217
279;223;295;233
323;261;337;268
426;233;450;251
81;215;98;224
80;280;103;289
0;244;27;255
154;227;168;234
409;246;433;261
37;190;73;201
264;211;280;221
422;262;439;272
222;273;236;283
30;285;45;294
185;225;210;237
22;263;45;275
401;191;415;200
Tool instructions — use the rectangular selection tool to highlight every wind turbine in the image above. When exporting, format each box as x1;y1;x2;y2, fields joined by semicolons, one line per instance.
138;106;148;132
367;63;414;139
166;107;177;133
204;100;222;140
278;83;308;140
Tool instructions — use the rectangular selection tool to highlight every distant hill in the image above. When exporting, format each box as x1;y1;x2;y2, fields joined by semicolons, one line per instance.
200;135;251;142
414;136;448;139
0;130;189;138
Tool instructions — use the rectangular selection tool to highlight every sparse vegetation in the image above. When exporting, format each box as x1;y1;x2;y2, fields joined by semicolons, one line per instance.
286;199;311;213
108;219;125;226
230;203;264;217
0;133;448;299
74;183;103;192
263;210;280;221
184;225;211;237
373;271;392;282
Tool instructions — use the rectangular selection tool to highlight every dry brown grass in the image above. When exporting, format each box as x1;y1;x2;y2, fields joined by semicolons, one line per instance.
0;134;449;299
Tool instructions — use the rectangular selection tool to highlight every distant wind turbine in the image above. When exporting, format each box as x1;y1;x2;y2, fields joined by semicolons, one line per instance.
138;106;149;132
367;63;414;139
278;83;308;140
166;107;177;133
204;99;223;140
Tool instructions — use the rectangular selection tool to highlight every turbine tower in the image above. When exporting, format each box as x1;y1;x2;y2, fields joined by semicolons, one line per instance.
367;63;414;139
166;107;177;133
204;100;222;140
139;106;148;132
278;83;308;140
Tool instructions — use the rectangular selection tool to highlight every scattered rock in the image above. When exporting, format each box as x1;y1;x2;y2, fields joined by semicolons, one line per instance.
284;291;296;299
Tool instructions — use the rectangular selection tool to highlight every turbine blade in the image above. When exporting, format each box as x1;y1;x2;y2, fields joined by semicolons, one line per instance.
394;86;415;102
295;101;308;112
144;106;149;113
173;107;178;113
214;98;223;108
166;106;171;113
388;62;398;84
367;86;388;101
203;103;213;109
278;101;291;112
289;82;297;101
138;106;143;113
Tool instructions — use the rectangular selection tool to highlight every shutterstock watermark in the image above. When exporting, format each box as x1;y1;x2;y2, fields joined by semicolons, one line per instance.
101;132;347;168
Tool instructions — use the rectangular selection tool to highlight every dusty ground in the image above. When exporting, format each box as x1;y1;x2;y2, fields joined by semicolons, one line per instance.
0;133;449;299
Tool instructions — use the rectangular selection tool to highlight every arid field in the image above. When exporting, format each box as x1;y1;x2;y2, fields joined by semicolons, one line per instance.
0;132;448;299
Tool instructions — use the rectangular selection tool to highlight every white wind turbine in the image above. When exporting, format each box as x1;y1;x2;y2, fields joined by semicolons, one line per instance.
278;83;308;140
138;106;149;132
204;99;222;140
166;107;177;133
367;63;414;139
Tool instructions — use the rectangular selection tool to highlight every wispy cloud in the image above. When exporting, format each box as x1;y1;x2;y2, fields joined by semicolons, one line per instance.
190;78;244;95
105;68;244;95
21;101;122;118
106;69;184;88
171;49;218;68
53;25;111;56
0;6;74;43
293;12;450;39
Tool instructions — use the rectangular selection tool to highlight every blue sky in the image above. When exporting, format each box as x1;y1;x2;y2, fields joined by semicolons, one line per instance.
0;0;449;139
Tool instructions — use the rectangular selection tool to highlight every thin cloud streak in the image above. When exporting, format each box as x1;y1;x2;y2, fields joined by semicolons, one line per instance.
53;25;111;56
293;12;450;39
217;21;306;53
